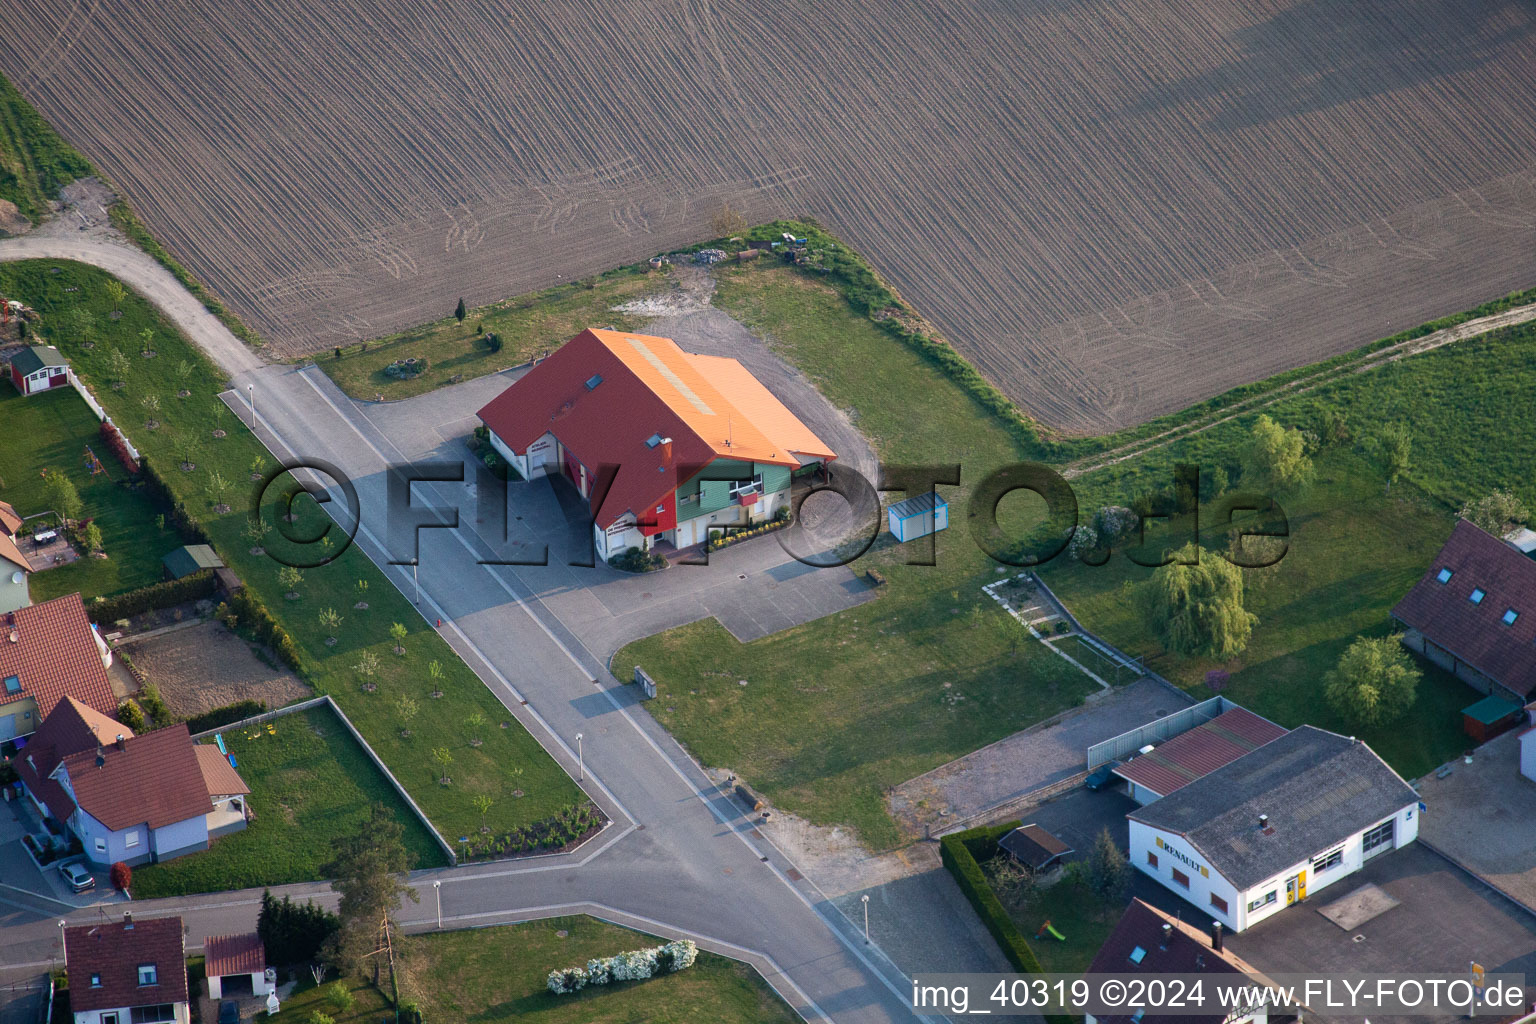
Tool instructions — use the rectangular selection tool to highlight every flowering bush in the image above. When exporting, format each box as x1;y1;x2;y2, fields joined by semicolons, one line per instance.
1068;505;1140;561
547;939;698;994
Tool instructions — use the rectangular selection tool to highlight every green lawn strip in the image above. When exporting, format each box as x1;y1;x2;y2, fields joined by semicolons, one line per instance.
616;262;1100;851
1004;877;1120;975
0;259;584;851
0;385;183;601
262;976;390;1024
0;71;92;222
315;265;664;401
394;916;799;1024
130;704;441;897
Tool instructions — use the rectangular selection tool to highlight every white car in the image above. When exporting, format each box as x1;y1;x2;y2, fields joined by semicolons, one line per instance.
58;860;95;893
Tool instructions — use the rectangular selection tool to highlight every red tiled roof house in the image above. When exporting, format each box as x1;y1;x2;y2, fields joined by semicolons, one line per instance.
65;914;190;1024
0;498;29;614
477;328;835;561
0;593;116;746
1391;520;1536;703
17;699;249;867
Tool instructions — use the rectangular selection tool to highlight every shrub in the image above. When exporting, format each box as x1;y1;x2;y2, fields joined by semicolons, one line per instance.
229;587;304;671
117;698;146;732
609;546;667;573
484;331;503;353
137;683;173;727
325;982;354;1013
258;890;340;966
306;1013;335;1024
85;570;218;624
548;939;697;994
109;861;132;891
99;421;140;474
186;700;267;735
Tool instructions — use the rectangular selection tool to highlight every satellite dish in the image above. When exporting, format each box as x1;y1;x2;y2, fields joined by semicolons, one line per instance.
9;571;22;585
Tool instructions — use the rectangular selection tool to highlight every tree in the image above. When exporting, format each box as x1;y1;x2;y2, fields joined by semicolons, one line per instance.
1083;827;1131;901
1458;489;1530;535
454;297;467;323
465;712;485;746
107;348;131;384
389;622;408;654
63;306;97;342
355;649;379;681
1324;636;1421;729
258;889;339;966
139;327;155;353
326;982;355;1014
1135;543;1256;659
319;608;343;633
1368;423;1412;494
43;469;83;525
245;516;271;546
110;861;132;892
395;695;418;735
983;855;1039;908
321;805;418;983
278;565;304;596
709;201;748;238
473;794;494;831
432;746;453;783
1241;415;1313;494
176;359;195;384
105;279;126;314
207;470;230;505
81;521;103;554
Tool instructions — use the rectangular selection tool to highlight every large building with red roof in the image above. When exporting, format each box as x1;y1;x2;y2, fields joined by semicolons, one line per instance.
0;592;116;746
477;328;835;560
1392;519;1536;703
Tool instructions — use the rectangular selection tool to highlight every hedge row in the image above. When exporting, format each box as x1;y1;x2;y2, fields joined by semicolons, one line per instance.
227;586;303;672
186;699;266;735
939;823;1075;1024
86;569;218;624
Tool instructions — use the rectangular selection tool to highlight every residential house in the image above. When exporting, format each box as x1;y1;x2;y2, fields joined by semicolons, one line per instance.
477;328;835;560
8;344;70;395
1392;519;1536;702
0;592;116;746
1085;899;1287;1024
0;499;28;613
18;698;248;866
65;913;190;1024
1128;726;1419;934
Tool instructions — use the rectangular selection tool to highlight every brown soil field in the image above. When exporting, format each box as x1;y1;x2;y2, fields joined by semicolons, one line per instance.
3;0;1534;433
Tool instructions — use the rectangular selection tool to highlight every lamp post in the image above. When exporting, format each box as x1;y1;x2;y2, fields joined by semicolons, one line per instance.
861;895;870;943
433;880;442;929
58;919;67;962
575;733;584;781
247;384;255;431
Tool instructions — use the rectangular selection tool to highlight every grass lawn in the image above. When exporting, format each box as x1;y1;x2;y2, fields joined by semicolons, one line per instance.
0;384;183;601
316;265;666;401
615;261;1103;851
395;916;799;1024
0;259;585;852
130;704;444;897
999;874;1121;974
0;71;92;222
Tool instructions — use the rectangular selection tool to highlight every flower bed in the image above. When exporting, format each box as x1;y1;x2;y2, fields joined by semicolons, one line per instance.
706;510;790;551
459;803;602;860
547;939;698;993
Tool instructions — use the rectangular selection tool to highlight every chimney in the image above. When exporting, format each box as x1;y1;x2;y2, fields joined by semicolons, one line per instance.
123;912;133;929
1210;920;1223;953
115;734;126;751
1258;813;1269;830
660;437;673;464
1159;923;1172;949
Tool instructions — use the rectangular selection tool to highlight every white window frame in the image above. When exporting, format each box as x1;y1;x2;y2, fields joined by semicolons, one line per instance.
137;963;157;986
1313;847;1344;872
126;830;140;848
94;837;106;854
1362;819;1395;853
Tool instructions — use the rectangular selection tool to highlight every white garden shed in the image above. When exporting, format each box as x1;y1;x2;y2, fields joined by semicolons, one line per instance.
887;492;949;543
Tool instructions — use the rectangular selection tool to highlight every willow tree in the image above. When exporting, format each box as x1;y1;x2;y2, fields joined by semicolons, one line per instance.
1135;543;1256;659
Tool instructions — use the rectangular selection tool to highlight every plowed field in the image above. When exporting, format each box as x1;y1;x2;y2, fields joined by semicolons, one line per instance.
4;0;1534;432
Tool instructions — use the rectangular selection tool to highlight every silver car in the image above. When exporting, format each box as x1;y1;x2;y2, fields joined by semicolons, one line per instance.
58;860;95;892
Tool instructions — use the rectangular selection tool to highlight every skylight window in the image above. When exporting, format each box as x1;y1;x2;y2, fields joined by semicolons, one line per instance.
1504;609;1519;626
1436;568;1453;584
1128;946;1147;965
645;433;663;448
2;674;18;694
1470;588;1486;605
584;374;603;391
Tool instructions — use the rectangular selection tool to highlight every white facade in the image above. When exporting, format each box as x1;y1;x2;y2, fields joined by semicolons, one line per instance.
207;969;275;1000
73;1003;189;1024
1129;802;1419;933
1519;722;1536;782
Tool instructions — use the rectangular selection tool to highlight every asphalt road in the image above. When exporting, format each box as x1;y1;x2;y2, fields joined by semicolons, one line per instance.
0;236;933;1023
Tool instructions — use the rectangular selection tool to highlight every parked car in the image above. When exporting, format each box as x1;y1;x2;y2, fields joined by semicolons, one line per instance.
58;859;95;892
218;1000;240;1024
1084;761;1122;791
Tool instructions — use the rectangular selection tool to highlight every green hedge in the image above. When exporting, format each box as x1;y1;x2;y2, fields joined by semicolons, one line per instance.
940;823;1075;1024
86;569;218;623
186;699;266;735
227;586;303;672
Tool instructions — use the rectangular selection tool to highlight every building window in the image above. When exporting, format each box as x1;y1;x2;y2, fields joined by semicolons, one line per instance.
1146;851;1158;869
1247;890;1278;912
1436;568;1453;583
90;973;101;988
138;964;157;986
2;674;17;694
645;433;662;448
94;838;106;854
130;1006;176;1024
1210;894;1228;913
1363;819;1395;853
1171;867;1190;889
1470;588;1486;605
1313;848;1344;872
584;374;603;391
1504;609;1520;626
126;831;140;848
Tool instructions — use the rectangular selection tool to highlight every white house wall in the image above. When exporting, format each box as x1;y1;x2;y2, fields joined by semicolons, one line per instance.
1129;821;1243;933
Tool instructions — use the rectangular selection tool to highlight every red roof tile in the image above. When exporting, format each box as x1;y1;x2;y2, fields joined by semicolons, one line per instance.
477;329;833;528
195;744;251;797
16;696;134;822
205;933;265;978
0;500;22;536
66;915;187;1013
1114;707;1287;797
0;593;117;721
63;723;214;831
1392;520;1536;696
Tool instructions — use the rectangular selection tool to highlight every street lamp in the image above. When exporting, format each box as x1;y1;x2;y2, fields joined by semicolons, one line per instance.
861;895;870;943
575;733;584;781
247;384;255;431
58;919;67;962
433;880;442;929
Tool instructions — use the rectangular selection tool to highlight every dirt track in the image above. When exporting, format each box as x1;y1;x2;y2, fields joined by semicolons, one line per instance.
3;0;1534;433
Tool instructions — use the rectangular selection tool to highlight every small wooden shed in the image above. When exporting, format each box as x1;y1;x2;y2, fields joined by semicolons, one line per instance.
1462;694;1523;743
998;823;1073;871
205;932;275;999
888;492;949;544
163;544;224;580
